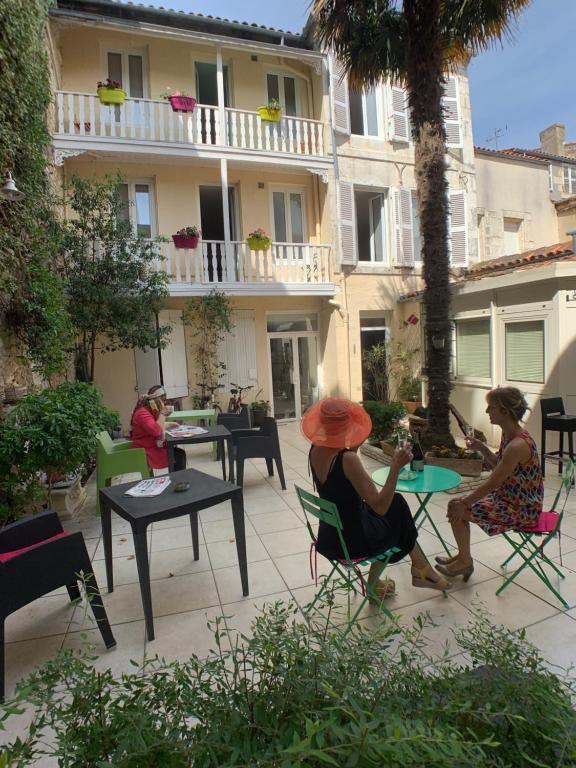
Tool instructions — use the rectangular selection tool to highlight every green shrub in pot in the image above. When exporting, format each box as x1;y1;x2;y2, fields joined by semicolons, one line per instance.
361;400;406;443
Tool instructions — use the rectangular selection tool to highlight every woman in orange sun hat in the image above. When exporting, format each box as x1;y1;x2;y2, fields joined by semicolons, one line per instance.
302;398;449;600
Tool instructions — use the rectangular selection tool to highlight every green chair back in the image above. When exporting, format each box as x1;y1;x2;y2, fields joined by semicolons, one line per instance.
95;431;151;512
295;484;353;564
96;431;115;454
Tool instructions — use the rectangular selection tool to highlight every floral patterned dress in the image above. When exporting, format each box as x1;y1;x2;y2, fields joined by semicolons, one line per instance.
471;430;543;535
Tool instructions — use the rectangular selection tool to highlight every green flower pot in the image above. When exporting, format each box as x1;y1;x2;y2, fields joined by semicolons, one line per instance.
247;236;271;251
258;106;282;123
97;87;126;106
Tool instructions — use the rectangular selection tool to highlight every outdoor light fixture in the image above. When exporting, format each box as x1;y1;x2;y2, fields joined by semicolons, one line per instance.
431;334;445;350
0;172;24;201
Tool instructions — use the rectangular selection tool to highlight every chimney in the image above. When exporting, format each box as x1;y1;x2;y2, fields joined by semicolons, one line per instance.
539;124;566;155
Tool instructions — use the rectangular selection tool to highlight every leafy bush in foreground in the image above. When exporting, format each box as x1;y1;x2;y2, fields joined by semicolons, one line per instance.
1;597;575;767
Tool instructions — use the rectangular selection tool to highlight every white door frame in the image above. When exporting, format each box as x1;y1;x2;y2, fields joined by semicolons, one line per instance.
267;330;319;421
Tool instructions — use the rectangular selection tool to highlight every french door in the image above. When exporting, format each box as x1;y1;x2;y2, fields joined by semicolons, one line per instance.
268;333;319;420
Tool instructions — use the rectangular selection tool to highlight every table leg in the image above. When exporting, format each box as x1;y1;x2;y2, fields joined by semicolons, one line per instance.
189;511;199;560
132;525;155;641
219;438;226;480
413;493;451;556
227;437;235;484
231;492;249;596
168;442;175;473
100;501;114;592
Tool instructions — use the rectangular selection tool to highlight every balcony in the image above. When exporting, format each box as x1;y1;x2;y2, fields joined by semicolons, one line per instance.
155;240;335;296
53;92;329;164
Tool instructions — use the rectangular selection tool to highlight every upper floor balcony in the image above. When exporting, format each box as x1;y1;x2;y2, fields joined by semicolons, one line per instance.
154;239;335;296
53;91;329;166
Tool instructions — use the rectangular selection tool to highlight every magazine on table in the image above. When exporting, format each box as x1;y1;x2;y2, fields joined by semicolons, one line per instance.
125;477;171;497
166;425;208;438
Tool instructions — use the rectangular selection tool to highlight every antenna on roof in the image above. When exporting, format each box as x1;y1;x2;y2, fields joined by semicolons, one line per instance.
485;125;509;150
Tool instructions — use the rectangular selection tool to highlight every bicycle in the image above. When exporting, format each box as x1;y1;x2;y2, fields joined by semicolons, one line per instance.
195;382;224;413
227;383;254;414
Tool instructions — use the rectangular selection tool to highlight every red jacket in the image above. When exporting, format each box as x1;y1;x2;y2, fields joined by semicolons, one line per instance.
130;406;168;469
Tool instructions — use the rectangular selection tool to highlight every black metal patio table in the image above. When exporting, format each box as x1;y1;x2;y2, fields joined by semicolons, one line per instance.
166;424;233;480
99;468;248;641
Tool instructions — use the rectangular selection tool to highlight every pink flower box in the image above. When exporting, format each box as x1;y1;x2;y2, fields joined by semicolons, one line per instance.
168;95;197;113
172;234;199;249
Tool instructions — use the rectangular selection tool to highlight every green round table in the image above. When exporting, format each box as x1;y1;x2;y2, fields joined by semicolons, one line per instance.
371;465;462;555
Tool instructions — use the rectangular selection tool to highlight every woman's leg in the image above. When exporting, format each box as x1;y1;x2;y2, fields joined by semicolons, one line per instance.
408;543;444;582
449;518;472;565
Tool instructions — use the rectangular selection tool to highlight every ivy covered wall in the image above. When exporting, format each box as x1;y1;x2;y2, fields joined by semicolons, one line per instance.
0;0;72;387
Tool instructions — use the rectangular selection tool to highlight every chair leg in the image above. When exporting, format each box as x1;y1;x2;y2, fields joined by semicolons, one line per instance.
541;427;546;478
77;548;116;649
265;458;274;477
569;431;575;466
275;456;287;491
559;432;564;475
236;459;245;487
0;617;4;703
66;582;81;603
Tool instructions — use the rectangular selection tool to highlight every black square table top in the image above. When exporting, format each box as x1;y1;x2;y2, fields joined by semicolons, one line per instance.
165;424;231;447
99;468;240;523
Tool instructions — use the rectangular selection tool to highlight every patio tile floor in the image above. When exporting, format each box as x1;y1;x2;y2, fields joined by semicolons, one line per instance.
4;421;576;710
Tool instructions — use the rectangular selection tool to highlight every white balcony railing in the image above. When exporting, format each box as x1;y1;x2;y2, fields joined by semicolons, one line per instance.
54;92;326;157
155;240;332;287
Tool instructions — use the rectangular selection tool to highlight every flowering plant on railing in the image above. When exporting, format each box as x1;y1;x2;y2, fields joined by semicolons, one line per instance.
246;228;271;251
97;78;122;90
247;228;269;242
96;78;126;106
267;98;282;111
160;88;191;100
160;88;197;113
176;226;201;238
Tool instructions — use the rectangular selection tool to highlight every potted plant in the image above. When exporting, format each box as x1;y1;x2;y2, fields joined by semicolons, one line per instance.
161;88;197;113
172;226;201;249
96;78;126;106
257;98;282;123
246;228;271;251
425;444;483;477
251;399;271;426
397;375;422;413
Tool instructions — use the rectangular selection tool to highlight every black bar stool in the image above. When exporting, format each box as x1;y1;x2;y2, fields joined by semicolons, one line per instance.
540;397;576;477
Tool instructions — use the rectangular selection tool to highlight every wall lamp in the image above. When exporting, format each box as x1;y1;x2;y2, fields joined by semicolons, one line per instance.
328;298;348;320
431;334;446;350
0;172;24;202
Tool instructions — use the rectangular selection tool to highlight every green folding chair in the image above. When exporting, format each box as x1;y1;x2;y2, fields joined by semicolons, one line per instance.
295;484;399;631
497;459;574;609
95;431;151;511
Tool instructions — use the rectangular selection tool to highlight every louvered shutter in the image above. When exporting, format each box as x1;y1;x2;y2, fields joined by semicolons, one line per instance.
392;188;414;266
158;310;189;399
216;310;258;393
390;84;410;142
456;319;491;378
331;56;350;135
339;181;357;266
442;76;462;148
505;321;545;383
448;191;468;266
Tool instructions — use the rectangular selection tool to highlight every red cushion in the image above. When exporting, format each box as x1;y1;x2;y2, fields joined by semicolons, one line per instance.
518;510;560;535
0;531;70;563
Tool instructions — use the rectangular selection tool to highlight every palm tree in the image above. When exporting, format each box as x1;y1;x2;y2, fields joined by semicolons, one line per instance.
313;0;530;443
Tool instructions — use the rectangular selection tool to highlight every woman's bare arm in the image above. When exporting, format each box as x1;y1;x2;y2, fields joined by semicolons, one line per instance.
342;448;411;516
462;438;530;507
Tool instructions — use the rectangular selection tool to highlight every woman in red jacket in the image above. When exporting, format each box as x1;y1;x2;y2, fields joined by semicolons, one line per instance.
130;385;186;472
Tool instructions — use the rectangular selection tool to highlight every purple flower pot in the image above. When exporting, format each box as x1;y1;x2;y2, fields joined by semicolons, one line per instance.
172;234;199;249
168;95;197;113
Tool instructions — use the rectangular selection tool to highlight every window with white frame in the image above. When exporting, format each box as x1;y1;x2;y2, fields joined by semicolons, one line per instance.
271;189;306;244
355;189;388;262
455;318;491;379
503;217;522;256
267;73;298;116
349;86;383;137
563;166;576;194
505;320;545;383
117;181;156;238
411;190;422;263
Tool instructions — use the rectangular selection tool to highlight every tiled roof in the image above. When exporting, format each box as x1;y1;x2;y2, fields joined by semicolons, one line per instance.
555;196;576;213
475;146;576;165
53;0;309;46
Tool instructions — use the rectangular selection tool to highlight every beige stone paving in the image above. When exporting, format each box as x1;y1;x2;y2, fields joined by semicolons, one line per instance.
4;421;576;715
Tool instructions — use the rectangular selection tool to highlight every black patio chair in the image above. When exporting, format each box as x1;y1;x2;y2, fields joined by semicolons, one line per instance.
540;397;576;477
0;511;116;701
229;416;287;490
216;407;252;462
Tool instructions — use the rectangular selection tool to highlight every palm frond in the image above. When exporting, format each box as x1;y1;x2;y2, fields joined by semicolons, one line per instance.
312;0;408;89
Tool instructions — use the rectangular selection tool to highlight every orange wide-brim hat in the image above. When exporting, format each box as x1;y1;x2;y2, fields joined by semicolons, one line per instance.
301;398;372;449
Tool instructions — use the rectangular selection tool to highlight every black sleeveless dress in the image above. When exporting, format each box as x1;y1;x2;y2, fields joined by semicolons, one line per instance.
310;448;417;562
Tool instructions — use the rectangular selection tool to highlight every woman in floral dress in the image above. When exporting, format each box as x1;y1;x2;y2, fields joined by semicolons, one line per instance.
435;387;543;582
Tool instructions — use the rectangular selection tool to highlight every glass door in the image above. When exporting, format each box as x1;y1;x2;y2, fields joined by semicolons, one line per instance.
298;336;318;415
269;336;296;420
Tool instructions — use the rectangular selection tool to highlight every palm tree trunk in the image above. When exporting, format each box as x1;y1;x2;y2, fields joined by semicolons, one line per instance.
404;0;453;443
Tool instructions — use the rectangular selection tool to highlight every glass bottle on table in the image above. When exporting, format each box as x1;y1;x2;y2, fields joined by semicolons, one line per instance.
410;433;425;472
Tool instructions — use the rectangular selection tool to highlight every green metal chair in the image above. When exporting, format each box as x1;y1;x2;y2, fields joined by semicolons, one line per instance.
295;484;399;631
95;431;151;511
497;459;574;609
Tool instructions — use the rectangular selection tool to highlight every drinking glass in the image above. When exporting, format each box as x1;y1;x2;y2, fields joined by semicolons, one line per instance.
465;425;474;440
397;429;410;450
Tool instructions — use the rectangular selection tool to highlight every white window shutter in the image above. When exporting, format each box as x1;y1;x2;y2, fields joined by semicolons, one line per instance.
216;310;258;395
158;310;189;399
331;56;350;135
389;84;410;142
339;181;357;266
442;76;462;148
448;191;468;267
392;188;414;266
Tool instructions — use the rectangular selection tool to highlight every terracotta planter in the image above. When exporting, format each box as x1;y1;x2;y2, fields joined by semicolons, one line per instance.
172;234;199;249
425;453;483;478
168;95;197;113
247;236;270;251
401;400;422;414
97;87;126;105
258;106;282;123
